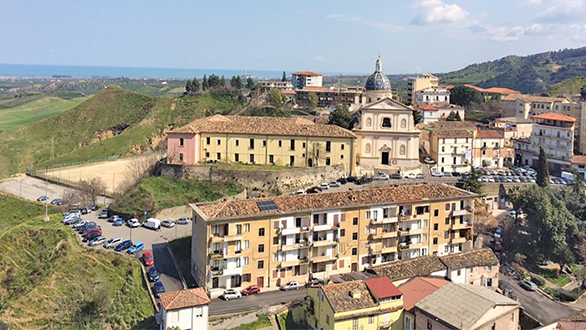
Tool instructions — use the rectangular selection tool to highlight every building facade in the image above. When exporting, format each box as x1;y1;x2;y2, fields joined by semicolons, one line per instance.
190;184;475;297
167;115;356;173
258;80;293;91
421;121;476;173
158;288;211;330
407;74;439;105
414;87;450;106
473;129;513;168
292;71;323;89
295;86;367;110
415;103;465;125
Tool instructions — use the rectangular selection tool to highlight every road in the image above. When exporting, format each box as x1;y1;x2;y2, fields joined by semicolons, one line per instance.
209;287;306;316
151;243;184;293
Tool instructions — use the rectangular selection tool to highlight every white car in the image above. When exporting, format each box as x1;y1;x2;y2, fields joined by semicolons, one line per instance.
318;183;330;190
431;171;444;177
104;237;122;248
221;289;241;300
89;236;107;246
176;217;192;225
374;172;390;180
127;218;140;228
280;281;300;291
291;190;306;195
329;181;341;187
405;173;417;179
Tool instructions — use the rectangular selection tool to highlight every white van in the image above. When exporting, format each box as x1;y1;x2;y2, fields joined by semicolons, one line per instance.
143;218;161;230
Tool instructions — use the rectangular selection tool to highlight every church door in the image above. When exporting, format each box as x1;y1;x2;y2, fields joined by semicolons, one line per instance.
308;158;313;167
381;152;389;165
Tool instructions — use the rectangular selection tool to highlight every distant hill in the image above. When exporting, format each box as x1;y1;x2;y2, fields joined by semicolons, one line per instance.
437;47;586;94
0;86;240;174
545;76;586;97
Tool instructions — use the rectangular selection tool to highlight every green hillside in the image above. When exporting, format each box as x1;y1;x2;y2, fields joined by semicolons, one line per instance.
438;47;586;94
0;194;154;329
545;77;586;97
0;86;240;174
0;96;86;131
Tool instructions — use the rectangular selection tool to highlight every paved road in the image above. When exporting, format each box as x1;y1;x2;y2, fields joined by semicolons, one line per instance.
152;243;184;292
209;287;306;316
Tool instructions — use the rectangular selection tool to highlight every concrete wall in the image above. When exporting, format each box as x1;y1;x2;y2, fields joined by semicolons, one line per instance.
160;164;347;196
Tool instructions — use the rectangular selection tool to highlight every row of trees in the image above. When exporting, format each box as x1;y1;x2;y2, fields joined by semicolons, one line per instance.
185;75;256;94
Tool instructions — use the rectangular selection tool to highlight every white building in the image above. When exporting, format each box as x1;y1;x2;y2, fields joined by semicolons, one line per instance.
407;74;439;105
291;71;323;90
415;103;465;124
158;288;211;330
420;121;476;173
414;86;450;106
258;80;293;91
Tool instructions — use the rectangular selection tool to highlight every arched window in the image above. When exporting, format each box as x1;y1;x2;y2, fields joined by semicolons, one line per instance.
400;145;406;155
382;118;391;128
366;118;372;127
365;143;371;154
401;119;407;128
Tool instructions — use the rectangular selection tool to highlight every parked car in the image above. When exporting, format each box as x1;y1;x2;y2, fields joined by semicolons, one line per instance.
148;266;160;282
114;240;133;252
127;218;140;228
390;173;402;180
308;278;324;286
519;280;538;291
423;157;436;164
108;215;121;223
37;195;49;202
416;173;425;179
221;289;241;300
356;176;373;185
338;178;347;184
142;252;154;266
241;285;261;296
89;205;99;211
280;281;300;291
82;227;102;237
83;232;101;243
128;241;145;254
494;241;502;252
329;181;341;187
405;173;417;179
113;218;125;226
161;220;175;228
104;237;122;249
98;209;109;219
443;172;453;177
50;198;62;205
431;171;444;177
451;172;461;177
317;183;330;190
89;236;107;246
176;217;192;225
80;207;88;215
153;281;165;298
143;218;161;230
291;190;306;195
374;172;390;180
345;176;357;183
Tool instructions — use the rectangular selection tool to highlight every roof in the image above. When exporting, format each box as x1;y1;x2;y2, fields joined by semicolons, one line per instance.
415;283;520;329
364;277;402;299
439;248;499;270
399;277;449;311
531;112;576;123
172;114;356;138
415;104;438;111
196;183;475;220
431;121;477;130
330;271;377;283
494;116;533;124
159;288;211;311
435;129;474;138
462;84;520;95
572;155;586;165
300;86;328;92
281;90;296;95
369;255;447;282
293;71;322;76
502;94;570;103
322;281;377;313
476;130;503;139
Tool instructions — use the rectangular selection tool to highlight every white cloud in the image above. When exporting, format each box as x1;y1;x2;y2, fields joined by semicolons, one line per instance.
532;0;586;22
312;55;325;62
326;14;404;33
488;26;527;42
411;0;468;25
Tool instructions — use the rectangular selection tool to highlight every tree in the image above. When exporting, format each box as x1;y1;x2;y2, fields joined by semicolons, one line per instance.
328;105;353;129
268;88;283;108
246;77;256;90
581;85;586;99
450;86;484;107
185;79;193;93
536;147;550;188
191;78;200;92
446;111;459;121
282;71;287;82
202;75;209;91
208;74;221;88
461;166;484;195
308;91;318;110
235;76;243;90
80;177;107;205
309;142;324;166
220;75;226;87
412;110;422;125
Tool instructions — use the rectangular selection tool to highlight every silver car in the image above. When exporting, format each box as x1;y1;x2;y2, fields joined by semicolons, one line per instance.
89;236;107;246
176;217;192;225
104;237;122;248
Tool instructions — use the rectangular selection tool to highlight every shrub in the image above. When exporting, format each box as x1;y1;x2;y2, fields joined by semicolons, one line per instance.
558;289;579;302
531;275;545;287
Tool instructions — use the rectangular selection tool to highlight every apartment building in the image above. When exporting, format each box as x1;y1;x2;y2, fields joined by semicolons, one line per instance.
414;87;450;106
167;115;356;173
190;184;475;296
473;129;513;168
258;80;293;91
292;71;323;89
407;74;439;105
295;86;367;110
421;121;476;173
306;277;404;330
158;288;211;330
514;112;575;173
501;94;571;120
415;103;465;125
492;117;534;141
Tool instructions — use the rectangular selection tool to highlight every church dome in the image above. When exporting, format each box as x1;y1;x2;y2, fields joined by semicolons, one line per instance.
365;58;391;91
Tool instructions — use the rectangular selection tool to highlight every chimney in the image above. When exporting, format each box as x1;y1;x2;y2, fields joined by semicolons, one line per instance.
350;289;361;299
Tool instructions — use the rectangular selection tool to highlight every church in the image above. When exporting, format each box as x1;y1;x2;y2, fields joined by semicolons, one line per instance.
352;58;421;173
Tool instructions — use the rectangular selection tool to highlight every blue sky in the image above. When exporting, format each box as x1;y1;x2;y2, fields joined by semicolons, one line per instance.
1;0;585;75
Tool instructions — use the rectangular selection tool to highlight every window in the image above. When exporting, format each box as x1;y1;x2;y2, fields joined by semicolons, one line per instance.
427;320;433;330
217;153;221;160
433;238;438;245
259;228;265;236
258;244;264;253
491;323;495;330
249;154;254;163
205;152;210;158
457;269;461;276
217;139;221;145
445;218;450;225
433;223;438;230
278;140;282;147
352;233;358;240
382;117;391;128
340;229;345;237
444;231;449;239
257;260;264;269
243;273;251;282
290;139;295;150
244;224;250;232
488;265;493;272
366;211;371;219
326;315;330;325
263;140;267;147
243;240;249;249
179;153;184;161
273;237;279;245
235;139;239;146
206;137;210;145
442;146;445;152
434;209;439;217
179;138;184;146
249;138;254;149
243;257;249;266
353;217;358;225
326;141;331;152
352;248;357;255
236;225;242;234
445;203;451;211
326;157;331;165
368;315;374;324
341;144;345;150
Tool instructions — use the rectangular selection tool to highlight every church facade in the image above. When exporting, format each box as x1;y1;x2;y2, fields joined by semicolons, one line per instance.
353;58;421;172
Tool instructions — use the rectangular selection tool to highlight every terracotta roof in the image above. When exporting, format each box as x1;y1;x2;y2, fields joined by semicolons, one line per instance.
322;281;377;313
431;121;477;130
300;86;328;92
502;94;570;103
476;129;503;139
462;84;519;95
415;105;438;111
531;112;576;123
364;277;402;299
172;114;356;138
553;322;586;330
369;255;447;282
159;288;211;311
399;277;449;311
435;129;474;138
195;184;475;220
293;71;322;76
439;248;499;270
281;90;296;95
572;155;586;165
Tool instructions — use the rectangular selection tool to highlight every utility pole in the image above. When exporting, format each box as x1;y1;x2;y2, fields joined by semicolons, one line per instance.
44;179;49;221
50;136;54;161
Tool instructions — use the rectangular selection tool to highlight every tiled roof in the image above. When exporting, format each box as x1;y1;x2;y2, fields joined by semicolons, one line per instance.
435;129;474;138
281;90;296;95
476;129;503;139
416;283;519;329
293;71;322;76
431;121;477;130
399;277;449;311
369;255;447;282
463;84;520;95
195;184;475;220
439;248;499;270
172;114;356;138
572;155;586;165
364;277;402;299
531;112;576;123
415;105;438;111
159;288;211;311
502;94;570;103
322;281;377;313
300;86;328;91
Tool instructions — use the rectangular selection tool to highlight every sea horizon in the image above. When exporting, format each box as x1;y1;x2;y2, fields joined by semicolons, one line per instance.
0;63;364;80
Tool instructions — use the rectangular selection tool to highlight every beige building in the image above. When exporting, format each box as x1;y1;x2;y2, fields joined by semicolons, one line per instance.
492;117;534;141
421;121;477;173
158;288;211;330
414;86;450;106
473;129;513;168
292;71;323;89
258;80;293;91
501;94;571;120
415;103;465;125
190;184;475;297
407;74;439;105
295;86;367;111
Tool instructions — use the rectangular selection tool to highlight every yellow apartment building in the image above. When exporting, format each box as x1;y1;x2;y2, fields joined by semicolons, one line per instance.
306;277;404;330
189;183;475;297
167;115;356;174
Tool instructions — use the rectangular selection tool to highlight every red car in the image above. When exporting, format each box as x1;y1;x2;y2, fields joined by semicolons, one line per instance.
83;227;102;237
142;252;154;266
242;285;261;296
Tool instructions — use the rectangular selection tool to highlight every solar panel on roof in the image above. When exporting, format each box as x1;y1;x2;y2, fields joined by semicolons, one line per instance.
256;200;278;212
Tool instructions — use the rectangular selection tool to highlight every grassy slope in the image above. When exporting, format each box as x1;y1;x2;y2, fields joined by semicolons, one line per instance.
0;194;154;330
0;86;240;174
0;97;86;131
545;76;586;97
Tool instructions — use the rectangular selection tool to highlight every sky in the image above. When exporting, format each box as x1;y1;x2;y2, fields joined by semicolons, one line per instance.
1;0;586;75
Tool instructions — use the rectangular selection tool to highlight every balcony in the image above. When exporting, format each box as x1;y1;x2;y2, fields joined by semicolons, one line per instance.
210;266;242;276
312;254;335;263
452;236;469;244
280;242;310;251
383;216;398;224
281;227;309;236
224;234;243;242
224;249;243;258
382;231;398;238
280;258;308;268
369;231;383;240
399;215;411;221
313;224;333;232
312;239;338;247
452;207;473;217
382;245;398;253
452;221;472;230
210;251;224;259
